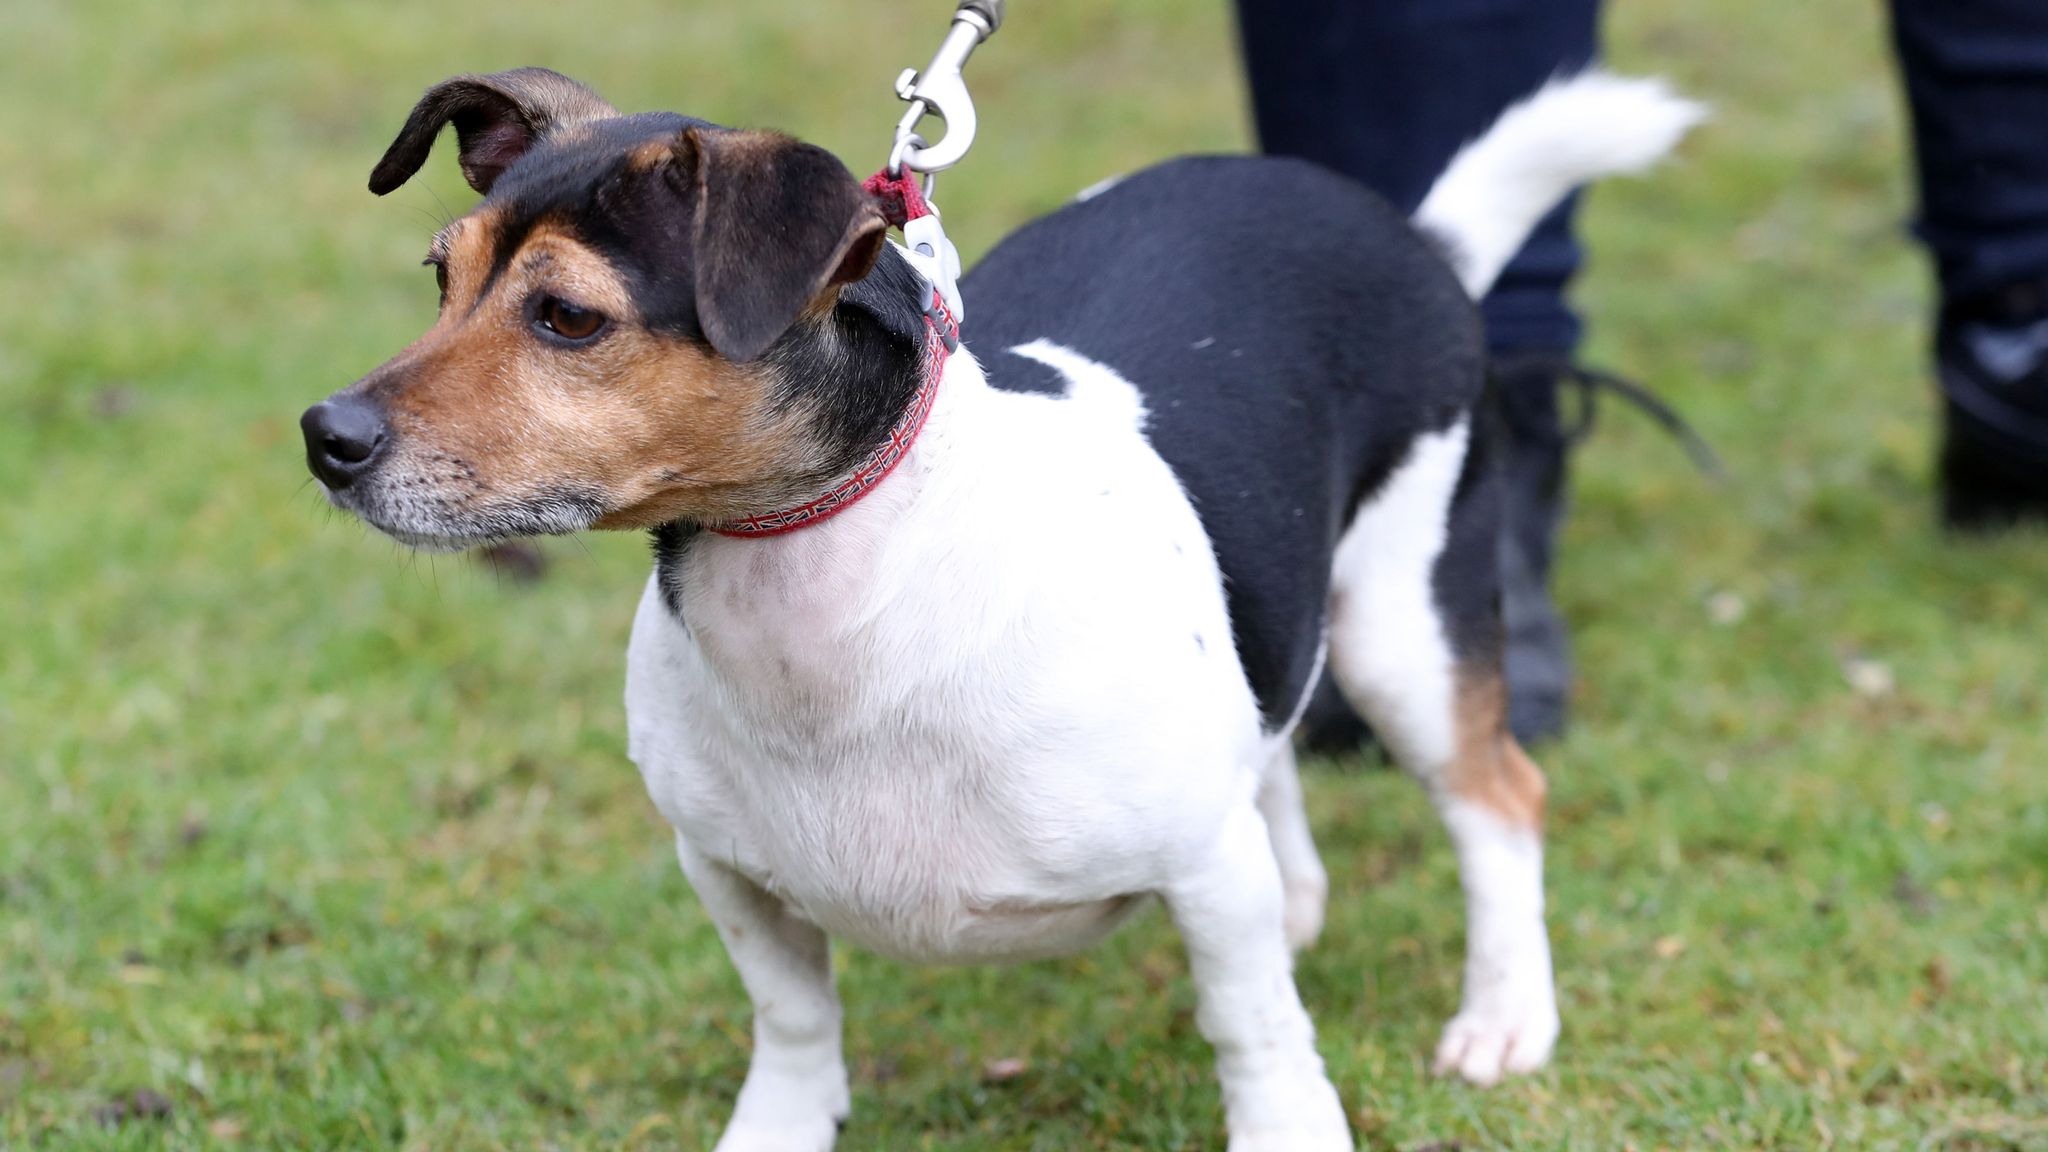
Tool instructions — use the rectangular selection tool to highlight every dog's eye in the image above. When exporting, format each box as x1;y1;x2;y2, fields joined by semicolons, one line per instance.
537;296;606;342
423;257;448;305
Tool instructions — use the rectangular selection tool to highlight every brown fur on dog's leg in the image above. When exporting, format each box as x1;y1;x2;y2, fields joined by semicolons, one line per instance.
1449;665;1548;832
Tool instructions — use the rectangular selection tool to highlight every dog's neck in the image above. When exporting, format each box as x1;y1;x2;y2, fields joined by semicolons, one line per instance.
650;245;944;616
760;245;935;478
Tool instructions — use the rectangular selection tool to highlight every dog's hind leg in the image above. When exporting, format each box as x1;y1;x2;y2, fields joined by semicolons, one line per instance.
1325;416;1559;1086
1259;740;1330;951
676;836;849;1152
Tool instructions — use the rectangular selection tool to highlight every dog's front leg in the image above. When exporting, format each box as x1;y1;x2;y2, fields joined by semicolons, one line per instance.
1165;803;1352;1152
676;836;849;1152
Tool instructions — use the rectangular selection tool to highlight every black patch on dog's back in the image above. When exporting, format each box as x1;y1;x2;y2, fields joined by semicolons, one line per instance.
964;156;1483;729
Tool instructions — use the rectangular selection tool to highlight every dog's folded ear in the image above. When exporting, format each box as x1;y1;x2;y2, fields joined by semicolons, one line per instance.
369;68;618;196
678;128;888;363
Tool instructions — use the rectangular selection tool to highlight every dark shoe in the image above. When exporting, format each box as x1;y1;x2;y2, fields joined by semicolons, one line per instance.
1295;358;1567;756
1490;355;1722;746
1490;356;1574;746
1297;357;1715;754
1937;281;2048;531
1295;358;1572;755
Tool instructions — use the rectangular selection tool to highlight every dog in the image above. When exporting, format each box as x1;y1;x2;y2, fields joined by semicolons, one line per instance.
302;66;1699;1151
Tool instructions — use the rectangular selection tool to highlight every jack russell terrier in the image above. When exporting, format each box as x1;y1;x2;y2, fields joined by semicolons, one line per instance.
302;66;1699;1151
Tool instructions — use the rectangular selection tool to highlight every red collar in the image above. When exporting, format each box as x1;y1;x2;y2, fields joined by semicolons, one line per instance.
708;169;955;540
708;286;956;539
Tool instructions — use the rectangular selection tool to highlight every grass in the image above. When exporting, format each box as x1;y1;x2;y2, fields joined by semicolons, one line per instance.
3;0;2045;1148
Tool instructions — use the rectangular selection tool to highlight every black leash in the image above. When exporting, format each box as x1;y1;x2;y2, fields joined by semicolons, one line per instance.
1559;366;1726;480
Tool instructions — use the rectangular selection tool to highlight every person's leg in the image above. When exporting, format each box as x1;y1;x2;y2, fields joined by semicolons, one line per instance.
1235;0;1601;742
1890;0;2048;528
1234;0;1595;351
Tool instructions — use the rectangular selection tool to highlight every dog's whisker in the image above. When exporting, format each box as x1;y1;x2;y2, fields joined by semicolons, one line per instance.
424;185;457;232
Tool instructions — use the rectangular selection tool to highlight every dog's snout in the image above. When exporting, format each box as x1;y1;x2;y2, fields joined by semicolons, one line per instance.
301;396;389;489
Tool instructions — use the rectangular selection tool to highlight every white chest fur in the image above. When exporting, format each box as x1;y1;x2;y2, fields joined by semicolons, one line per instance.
624;349;1266;963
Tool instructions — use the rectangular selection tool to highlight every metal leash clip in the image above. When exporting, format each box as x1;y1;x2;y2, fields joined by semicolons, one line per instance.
885;1;1002;324
887;0;1004;191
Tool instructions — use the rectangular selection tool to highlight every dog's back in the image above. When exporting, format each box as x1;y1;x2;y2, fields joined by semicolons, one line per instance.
965;74;1703;733
966;155;1483;730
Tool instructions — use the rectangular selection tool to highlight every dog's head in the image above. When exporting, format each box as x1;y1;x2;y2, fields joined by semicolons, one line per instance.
301;68;909;548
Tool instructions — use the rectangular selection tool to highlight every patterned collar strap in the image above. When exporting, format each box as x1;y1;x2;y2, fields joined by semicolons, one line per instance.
707;288;958;539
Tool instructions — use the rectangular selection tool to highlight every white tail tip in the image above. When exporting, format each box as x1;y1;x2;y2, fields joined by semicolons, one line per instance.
1415;71;1708;299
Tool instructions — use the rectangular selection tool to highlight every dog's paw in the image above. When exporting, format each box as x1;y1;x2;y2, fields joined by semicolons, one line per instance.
712;1114;841;1152
717;1056;848;1152
1282;872;1328;952
1228;1123;1353;1152
1431;984;1559;1085
1225;1073;1352;1152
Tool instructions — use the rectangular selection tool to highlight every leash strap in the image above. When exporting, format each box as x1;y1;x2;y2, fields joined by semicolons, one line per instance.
862;168;932;226
865;168;965;324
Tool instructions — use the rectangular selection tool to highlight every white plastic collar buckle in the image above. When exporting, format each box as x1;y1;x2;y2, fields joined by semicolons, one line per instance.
898;207;964;324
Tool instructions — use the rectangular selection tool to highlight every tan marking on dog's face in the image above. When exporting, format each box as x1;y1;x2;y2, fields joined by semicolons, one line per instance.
356;204;825;537
1446;664;1549;829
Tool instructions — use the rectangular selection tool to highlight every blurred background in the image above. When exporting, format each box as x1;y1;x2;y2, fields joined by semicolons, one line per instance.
2;0;2043;1148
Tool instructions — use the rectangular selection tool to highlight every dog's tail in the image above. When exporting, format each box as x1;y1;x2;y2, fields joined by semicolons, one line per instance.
1415;71;1706;300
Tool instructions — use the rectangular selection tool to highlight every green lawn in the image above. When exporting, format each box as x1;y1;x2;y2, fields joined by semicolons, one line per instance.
4;0;2045;1148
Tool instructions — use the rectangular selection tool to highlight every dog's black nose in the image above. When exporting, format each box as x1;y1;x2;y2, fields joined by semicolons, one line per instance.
301;396;388;489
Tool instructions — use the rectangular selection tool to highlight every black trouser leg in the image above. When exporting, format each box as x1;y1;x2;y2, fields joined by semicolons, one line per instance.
1891;0;2048;301
1235;0;1600;743
1234;0;1597;358
1890;0;2048;526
